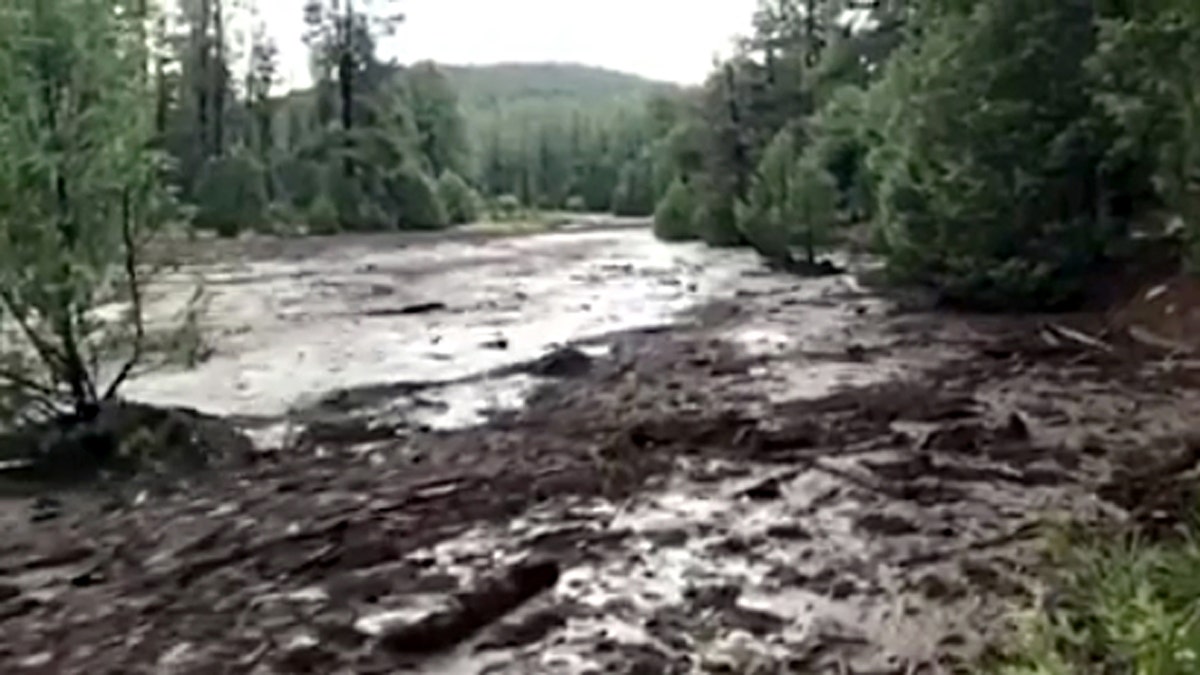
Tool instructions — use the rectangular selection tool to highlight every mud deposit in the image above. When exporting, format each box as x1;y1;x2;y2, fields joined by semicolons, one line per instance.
4;229;1200;673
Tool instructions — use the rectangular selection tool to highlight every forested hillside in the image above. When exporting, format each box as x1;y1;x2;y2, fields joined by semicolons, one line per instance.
446;63;676;213
444;63;666;107
71;0;674;239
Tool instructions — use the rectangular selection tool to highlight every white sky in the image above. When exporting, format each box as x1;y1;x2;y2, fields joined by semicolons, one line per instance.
257;0;756;88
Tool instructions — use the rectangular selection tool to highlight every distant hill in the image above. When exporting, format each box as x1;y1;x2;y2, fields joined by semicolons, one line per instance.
440;62;677;109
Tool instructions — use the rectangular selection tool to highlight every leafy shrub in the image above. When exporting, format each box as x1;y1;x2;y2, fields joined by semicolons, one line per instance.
494;194;523;220
323;167;389;232
274;158;323;211
611;157;656;216
653;179;697;241
436;171;480;225
693;195;744;247
306;193;340;236
193;153;270;238
386;167;449;230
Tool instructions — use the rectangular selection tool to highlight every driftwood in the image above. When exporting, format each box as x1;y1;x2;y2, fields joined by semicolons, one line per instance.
1041;323;1114;353
379;558;561;654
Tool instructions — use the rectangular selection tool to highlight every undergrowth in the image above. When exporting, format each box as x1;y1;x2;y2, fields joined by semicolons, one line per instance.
995;523;1200;675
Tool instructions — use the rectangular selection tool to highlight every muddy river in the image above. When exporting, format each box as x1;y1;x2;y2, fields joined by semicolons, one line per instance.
4;226;1197;674
126;228;909;437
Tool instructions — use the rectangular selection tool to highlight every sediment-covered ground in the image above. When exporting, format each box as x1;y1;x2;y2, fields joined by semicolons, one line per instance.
2;228;1197;673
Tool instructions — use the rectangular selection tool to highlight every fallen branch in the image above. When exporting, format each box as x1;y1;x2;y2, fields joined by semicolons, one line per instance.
1042;323;1114;353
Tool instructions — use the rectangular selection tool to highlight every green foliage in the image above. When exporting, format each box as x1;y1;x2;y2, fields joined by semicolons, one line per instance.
306;192;341;235
436;171;480;225
387;167;449;230
459;63;674;213
445;63;668;109
193;153;270;238
737;129;801;261
810;86;872;220
865;0;1121;309
997;528;1200;675
494;194;523;220
404;62;470;177
275;158;324;211
694;196;744;248
653;179;697;242
1092;2;1200;266
737;130;840;263
611;156;657;217
322;166;387;232
790;154;840;262
0;0;177;418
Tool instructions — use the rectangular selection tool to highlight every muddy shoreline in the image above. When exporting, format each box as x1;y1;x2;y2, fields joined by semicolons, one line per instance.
2;228;1199;673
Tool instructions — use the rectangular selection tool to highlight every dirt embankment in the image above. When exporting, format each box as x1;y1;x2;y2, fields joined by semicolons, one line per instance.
3;233;1200;674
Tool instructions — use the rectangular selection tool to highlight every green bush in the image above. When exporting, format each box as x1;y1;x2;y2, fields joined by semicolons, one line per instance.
306;193;340;236
386;167;449;230
262;202;303;236
611;157;656;216
694;196;744;247
864;0;1125;309
274;158;323;211
653;179;698;241
494;194;523;220
323;167;390;232
193;154;270;238
436;171;480;225
735;199;790;262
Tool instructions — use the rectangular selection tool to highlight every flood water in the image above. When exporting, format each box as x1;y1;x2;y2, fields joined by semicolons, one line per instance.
125;228;901;430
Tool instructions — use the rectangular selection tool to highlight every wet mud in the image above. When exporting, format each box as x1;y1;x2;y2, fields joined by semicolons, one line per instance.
3;229;1200;673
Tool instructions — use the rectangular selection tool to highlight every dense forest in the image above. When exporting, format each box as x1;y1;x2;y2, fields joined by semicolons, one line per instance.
122;0;1200;311
640;0;1200;309
1;0;1199;418
132;0;675;235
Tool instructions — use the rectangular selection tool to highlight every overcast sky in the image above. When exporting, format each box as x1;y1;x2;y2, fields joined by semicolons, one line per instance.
260;0;756;88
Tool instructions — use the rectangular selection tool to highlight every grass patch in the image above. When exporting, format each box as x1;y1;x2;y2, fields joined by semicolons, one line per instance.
994;523;1200;675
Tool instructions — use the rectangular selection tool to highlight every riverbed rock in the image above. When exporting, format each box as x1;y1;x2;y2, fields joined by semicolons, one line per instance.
525;347;593;378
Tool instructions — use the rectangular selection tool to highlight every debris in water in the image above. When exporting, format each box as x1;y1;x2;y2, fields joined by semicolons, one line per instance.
525;347;593;378
365;302;449;317
379;559;561;654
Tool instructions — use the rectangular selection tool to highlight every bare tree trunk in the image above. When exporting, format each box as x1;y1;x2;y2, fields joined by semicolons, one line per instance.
212;0;225;157
196;0;211;158
339;1;355;176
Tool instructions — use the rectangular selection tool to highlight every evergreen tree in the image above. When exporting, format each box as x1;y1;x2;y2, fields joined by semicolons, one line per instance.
437;171;481;225
0;0;178;419
654;179;699;241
